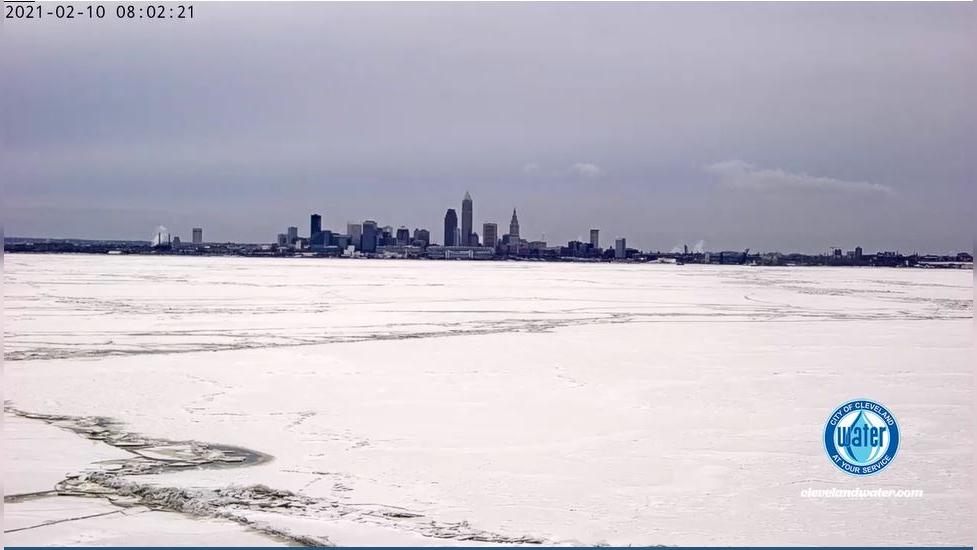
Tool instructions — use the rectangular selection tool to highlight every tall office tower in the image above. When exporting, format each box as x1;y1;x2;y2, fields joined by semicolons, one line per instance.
287;226;299;245
509;209;520;241
482;223;498;249
311;214;322;237
277;233;287;246
461;191;473;245
192;227;203;244
590;229;599;249
444;208;458;246
361;220;378;253
396;226;410;245
413;228;430;247
615;238;626;259
310;214;323;245
347;223;362;250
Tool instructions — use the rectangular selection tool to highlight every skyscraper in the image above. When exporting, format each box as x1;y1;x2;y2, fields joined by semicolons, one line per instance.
192;227;203;244
347;223;362;250
287;226;299;245
413;228;430;247
509;209;520;241
461;191;473;246
311;213;322;236
310;214;323;245
590;229;599;249
615;238;626;259
482;223;498;249
361;220;378;253
444;208;458;246
396;226;410;245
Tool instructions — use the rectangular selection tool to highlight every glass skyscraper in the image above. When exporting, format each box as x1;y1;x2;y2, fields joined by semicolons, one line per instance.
444;209;458;246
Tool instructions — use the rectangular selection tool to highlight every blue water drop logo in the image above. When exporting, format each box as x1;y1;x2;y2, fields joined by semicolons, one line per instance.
823;399;900;476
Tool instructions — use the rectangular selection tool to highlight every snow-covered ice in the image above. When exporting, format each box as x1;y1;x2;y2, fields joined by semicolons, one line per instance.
3;254;974;546
3;413;289;547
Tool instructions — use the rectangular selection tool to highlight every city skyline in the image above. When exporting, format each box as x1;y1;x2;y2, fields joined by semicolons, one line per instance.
3;3;975;253
131;186;966;258
5;167;971;263
5;186;971;257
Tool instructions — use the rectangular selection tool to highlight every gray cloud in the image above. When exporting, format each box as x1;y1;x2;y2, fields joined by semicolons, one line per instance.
705;160;893;195
569;163;603;179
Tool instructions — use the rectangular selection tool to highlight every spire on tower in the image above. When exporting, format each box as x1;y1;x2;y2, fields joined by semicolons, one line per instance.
509;208;520;241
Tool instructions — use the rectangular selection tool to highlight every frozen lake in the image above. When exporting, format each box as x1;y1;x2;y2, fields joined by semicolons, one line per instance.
4;254;974;546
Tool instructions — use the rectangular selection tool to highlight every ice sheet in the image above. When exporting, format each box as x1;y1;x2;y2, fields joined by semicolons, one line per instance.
4;254;974;546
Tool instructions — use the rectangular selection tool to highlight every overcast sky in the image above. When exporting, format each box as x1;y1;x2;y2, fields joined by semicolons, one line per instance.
3;2;975;253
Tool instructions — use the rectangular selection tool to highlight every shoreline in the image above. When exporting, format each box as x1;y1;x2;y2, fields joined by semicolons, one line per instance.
5;248;971;270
